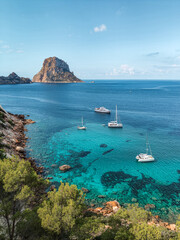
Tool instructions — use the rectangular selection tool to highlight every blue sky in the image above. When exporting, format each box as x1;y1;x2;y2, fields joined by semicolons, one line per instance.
1;0;180;80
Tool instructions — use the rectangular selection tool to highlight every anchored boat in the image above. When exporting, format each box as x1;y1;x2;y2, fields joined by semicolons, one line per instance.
77;117;87;130
136;135;155;162
94;106;111;114
108;105;123;128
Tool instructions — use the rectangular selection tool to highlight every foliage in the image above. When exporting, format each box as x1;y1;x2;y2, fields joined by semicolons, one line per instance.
129;222;162;240
0;155;179;240
176;215;180;240
0;156;48;240
70;217;105;240
16;208;54;240
114;226;134;240
113;204;150;225
38;182;85;236
0;148;5;160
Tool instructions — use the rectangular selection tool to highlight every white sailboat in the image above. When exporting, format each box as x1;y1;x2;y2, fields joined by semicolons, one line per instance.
136;135;155;162
77;117;87;130
108;105;123;128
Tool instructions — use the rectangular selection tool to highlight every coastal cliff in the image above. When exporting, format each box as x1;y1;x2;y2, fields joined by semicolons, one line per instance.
32;57;82;83
0;72;31;85
0;105;179;239
0;105;43;172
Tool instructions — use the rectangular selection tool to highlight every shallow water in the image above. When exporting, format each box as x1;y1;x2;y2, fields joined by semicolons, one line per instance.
0;80;180;221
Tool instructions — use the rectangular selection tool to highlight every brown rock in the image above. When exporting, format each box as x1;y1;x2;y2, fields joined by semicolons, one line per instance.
106;200;120;212
95;207;103;212
25;119;36;124
166;224;176;231
82;187;90;193
59;164;71;172
16;146;24;152
32;57;83;83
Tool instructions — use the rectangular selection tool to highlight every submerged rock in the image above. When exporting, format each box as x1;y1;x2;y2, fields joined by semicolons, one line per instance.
59;164;71;172
51;164;58;168
100;144;107;148
102;149;114;155
98;195;106;198
131;198;137;202
145;204;155;210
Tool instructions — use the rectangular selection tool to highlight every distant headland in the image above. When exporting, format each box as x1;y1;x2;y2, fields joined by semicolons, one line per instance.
32;57;82;83
0;72;31;85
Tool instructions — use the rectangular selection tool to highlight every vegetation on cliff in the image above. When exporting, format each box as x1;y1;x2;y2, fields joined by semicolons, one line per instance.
0;157;179;240
0;106;179;239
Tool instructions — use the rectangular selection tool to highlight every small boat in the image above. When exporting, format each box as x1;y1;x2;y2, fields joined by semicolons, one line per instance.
136;135;155;162
95;106;111;114
108;105;123;128
77;117;87;130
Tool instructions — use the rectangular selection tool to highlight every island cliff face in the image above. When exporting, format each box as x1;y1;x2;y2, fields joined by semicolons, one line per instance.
32;57;82;83
0;72;31;85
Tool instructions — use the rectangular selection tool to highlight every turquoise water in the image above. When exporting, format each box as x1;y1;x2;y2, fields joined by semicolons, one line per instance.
0;80;180;221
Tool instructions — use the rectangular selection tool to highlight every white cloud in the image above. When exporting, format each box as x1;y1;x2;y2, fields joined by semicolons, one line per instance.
2;45;10;49
16;50;24;53
94;24;107;32
109;64;135;76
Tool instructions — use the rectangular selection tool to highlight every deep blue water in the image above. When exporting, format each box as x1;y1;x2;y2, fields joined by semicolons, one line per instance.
0;80;180;221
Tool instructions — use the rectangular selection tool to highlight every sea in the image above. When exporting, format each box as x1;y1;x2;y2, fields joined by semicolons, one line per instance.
0;80;180;221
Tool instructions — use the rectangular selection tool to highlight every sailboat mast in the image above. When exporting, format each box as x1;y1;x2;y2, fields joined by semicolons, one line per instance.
116;105;117;122
82;117;83;126
146;134;149;154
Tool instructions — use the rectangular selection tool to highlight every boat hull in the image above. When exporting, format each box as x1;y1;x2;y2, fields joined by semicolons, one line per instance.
77;126;87;130
108;123;123;128
137;158;155;162
95;109;111;114
136;154;155;162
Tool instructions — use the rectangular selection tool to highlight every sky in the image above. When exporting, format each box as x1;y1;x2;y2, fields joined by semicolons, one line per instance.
1;0;180;80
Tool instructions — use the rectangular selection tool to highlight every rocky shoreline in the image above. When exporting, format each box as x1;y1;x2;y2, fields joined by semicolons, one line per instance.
0;105;178;233
86;200;177;231
0;105;43;174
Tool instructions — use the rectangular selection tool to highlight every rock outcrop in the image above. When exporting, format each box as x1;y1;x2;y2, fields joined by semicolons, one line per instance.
59;164;71;172
32;57;82;83
0;72;31;85
0;105;32;158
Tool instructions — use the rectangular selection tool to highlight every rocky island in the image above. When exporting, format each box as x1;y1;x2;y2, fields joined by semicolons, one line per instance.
32;57;82;83
0;72;31;85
